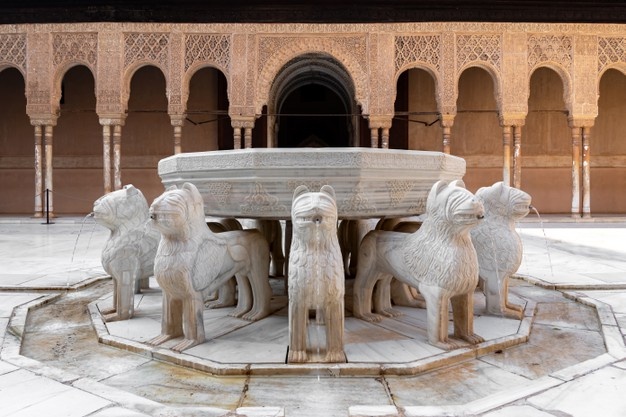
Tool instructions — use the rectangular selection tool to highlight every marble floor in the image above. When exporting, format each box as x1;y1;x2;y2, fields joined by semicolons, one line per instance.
1;215;626;416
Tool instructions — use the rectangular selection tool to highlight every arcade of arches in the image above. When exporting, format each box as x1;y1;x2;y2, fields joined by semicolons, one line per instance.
2;22;626;217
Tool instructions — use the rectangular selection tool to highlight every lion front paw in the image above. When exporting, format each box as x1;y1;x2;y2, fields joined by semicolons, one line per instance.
171;338;201;353
503;303;525;320
288;349;308;363
460;332;485;345
431;338;463;351
324;350;347;363
146;334;174;347
378;307;403;318
357;312;383;323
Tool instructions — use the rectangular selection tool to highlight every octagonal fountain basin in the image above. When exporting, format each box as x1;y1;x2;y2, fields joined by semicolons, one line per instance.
158;147;466;220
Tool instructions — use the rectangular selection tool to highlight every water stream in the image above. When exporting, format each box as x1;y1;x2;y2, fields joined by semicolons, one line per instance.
530;206;555;279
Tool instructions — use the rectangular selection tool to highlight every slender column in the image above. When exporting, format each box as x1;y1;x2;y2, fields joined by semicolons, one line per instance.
502;125;512;187
113;124;122;190
33;125;43;217
244;127;252;149
44;125;54;215
102;125;112;194
381;128;389;149
442;125;451;154
582;126;591;219
512;125;522;189
571;127;582;218
370;128;379;148
173;125;183;154
234;127;242;150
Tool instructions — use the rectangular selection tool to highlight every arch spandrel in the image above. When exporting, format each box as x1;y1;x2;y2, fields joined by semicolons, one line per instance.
255;36;369;116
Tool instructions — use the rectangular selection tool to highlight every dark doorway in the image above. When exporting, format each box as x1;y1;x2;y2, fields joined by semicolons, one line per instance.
276;83;350;147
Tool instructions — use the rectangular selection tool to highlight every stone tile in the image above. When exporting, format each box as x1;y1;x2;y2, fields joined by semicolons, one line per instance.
480;324;606;379
8;386;111;417
0;293;43;317
528;365;626;417
88;407;152;417
481;404;556;417
386;360;530;407
0;368;109;416
533;301;600;331
581;290;626;314
102;360;245;410
0;359;18;376
243;376;391;417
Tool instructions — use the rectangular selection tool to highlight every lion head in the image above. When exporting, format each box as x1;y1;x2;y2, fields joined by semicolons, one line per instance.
425;180;484;233
149;182;206;239
93;185;150;232
476;182;531;221
291;185;338;242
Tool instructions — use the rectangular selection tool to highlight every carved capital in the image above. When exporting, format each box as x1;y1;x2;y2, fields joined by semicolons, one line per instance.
99;115;127;126
499;113;527;127
29;114;58;127
169;113;187;127
567;117;595;129
440;114;455;128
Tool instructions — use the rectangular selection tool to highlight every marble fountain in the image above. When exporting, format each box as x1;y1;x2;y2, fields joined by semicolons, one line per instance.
90;147;535;376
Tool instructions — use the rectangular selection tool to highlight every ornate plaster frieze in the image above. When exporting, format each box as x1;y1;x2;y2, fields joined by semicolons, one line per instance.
394;35;441;74
184;33;231;74
0;33;26;73
598;36;626;73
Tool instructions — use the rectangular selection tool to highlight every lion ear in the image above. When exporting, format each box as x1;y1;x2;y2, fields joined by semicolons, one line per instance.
123;184;138;195
293;185;310;200
429;180;448;198
182;182;203;205
166;185;178;192
449;179;466;189
320;184;336;200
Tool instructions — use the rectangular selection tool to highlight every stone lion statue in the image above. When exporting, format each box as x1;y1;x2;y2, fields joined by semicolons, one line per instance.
471;182;531;319
93;184;160;322
288;185;346;363
146;182;272;352
353;180;485;350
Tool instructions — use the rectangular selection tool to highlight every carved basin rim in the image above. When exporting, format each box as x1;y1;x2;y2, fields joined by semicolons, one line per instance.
158;147;466;220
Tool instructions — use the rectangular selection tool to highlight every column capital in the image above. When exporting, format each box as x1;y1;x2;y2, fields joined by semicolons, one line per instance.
232;116;256;129
439;114;455;128
169;113;187;127
99;114;127;126
567;117;595;129
499;113;526;127
29;115;58;127
368;115;393;129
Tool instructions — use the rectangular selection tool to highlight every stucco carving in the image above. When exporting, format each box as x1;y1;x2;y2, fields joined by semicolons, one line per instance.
93;185;160;322
124;32;170;69
147;182;272;352
457;34;502;72
394;35;441;73
353;180;485;350
471;182;531;319
527;34;573;71
288;185;346;363
185;33;231;74
598;37;626;73
0;33;26;72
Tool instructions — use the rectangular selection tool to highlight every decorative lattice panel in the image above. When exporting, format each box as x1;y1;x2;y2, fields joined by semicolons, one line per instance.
124;32;169;68
52;32;97;68
598;37;626;72
394;35;441;72
185;34;230;72
456;34;501;71
527;34;572;70
0;33;26;69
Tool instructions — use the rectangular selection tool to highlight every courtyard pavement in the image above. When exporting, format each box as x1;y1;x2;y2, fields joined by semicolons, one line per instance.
0;215;626;416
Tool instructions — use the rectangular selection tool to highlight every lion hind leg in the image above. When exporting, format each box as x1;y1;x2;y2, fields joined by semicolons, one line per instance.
230;275;252;318
242;260;272;321
104;270;136;322
374;276;402;318
352;242;383;322
451;292;484;345
205;277;237;309
502;279;524;319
